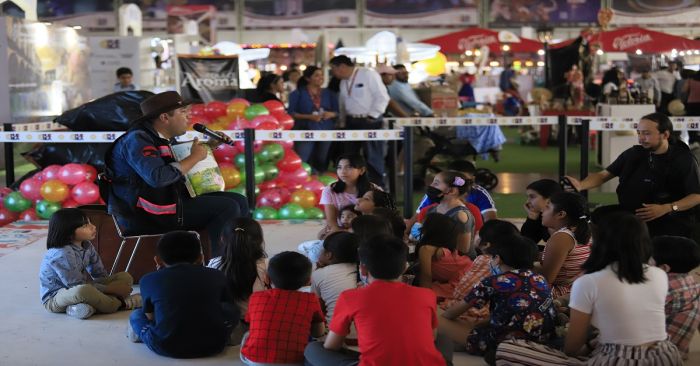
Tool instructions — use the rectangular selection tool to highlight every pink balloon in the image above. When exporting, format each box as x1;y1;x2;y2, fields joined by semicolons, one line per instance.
61;198;80;208
19;178;43;201
70;181;100;205
58;164;87;185
213;144;237;164
83;164;98;182
19;208;39;221
41;165;62;181
302;179;326;199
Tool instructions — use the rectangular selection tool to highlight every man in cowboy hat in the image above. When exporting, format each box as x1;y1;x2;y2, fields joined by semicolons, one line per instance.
104;91;248;256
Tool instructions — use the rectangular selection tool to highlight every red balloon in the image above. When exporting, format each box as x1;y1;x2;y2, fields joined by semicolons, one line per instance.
258;180;278;191
41;165;62;181
189;115;209;127
0;207;18;226
62;198;79;208
19;208;39;221
256;120;280;130
19;178;43;201
204;101;228;120
277;151;303;172
229;98;251;107
190;103;206;118
58;164;87;185
213;144;237;164
279;167;309;185
70;181;100;205
234;140;264;154
250;114;278;129
262;100;285;114
302;179;326;199
278;140;295;151
83;165;98;182
257;188;291;210
0;187;13;207
274;113;295;130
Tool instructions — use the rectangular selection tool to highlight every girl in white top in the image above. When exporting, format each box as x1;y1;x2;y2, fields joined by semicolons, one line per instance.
496;211;683;365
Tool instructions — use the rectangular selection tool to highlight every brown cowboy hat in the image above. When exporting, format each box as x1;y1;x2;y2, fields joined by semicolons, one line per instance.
132;91;196;124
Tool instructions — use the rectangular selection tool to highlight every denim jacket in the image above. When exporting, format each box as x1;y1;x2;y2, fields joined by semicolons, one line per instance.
39;241;107;303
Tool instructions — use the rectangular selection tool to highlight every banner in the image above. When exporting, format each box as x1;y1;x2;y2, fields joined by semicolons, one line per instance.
488;0;599;27
167;5;216;44
611;0;700;25
178;56;239;103
88;37;141;99
365;0;478;27
243;0;356;28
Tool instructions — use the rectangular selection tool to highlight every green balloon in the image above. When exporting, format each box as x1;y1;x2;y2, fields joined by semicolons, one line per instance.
279;203;306;220
318;175;336;186
35;200;61;219
305;207;325;220
234;153;247;169
244;104;269;120
253;166;266;184
254;206;278;220
261;143;285;162
255;151;268;163
4;191;31;212
301;162;312;176
260;163;279;181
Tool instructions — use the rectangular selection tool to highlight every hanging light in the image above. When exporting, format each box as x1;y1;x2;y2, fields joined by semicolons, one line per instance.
635;49;642;55
537;49;545;56
596;49;604;56
502;44;511;52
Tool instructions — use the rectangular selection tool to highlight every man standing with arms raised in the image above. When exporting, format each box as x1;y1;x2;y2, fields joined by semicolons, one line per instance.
330;55;390;187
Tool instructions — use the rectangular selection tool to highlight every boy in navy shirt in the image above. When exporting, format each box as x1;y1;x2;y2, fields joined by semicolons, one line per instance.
128;231;239;358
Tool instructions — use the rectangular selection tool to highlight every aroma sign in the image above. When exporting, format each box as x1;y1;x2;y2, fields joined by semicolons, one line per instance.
458;35;498;51
612;33;652;51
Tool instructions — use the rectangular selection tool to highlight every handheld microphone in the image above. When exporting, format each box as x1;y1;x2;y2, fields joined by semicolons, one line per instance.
192;123;234;146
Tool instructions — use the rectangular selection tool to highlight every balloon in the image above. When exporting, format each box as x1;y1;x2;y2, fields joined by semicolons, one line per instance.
19;208;39;221
4;191;31;212
226;101;247;118
41;165;62;181
204;101;228;120
229;97;250;107
83;164;98;182
253;206;278;220
244;104;269;120
36;200;62;219
220;165;242;189
19;178;43;201
302;179;326;199
0;187;13;207
278;140;295;151
0;207;18;226
61;198;79;208
249;114;277;128
40;180;70;203
253;166;266;184
190;103;206;118
260;163;279;180
278;203;306;220
305;207;325;220
70;182;100;205
58;163;87;185
213;143;237;164
234;140;263;154
257;120;280;130
258;179;278;191
301;162;312;176
279;167;309;186
256;188;290;209
260;143;285;162
277;151;303;172
234;153;250;170
273;113;295;130
189;115;209;127
318;175;336;186
262;100;285;114
290;189;317;209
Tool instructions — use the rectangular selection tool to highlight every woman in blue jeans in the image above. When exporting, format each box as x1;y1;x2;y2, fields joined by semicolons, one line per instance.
288;65;339;173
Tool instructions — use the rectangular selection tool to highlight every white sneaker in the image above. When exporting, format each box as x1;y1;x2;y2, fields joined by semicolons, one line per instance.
66;303;95;319
126;324;141;343
123;294;142;310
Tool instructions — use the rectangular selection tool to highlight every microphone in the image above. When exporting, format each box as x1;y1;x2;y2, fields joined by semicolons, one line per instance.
192;123;234;146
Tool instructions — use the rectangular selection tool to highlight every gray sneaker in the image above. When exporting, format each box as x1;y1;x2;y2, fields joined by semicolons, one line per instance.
126;324;141;343
65;303;95;319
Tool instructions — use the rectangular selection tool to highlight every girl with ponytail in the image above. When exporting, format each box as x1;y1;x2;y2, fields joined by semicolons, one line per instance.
539;191;592;298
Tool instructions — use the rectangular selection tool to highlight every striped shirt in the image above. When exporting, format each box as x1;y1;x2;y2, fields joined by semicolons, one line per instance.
543;227;591;298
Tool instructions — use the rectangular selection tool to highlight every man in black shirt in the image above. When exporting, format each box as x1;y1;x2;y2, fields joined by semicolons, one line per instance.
566;113;700;243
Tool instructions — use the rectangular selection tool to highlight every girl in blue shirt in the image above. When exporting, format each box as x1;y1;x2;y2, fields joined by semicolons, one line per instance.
288;66;339;173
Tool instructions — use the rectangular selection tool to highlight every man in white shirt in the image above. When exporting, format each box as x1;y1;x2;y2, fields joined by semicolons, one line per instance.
655;63;681;115
330;55;391;187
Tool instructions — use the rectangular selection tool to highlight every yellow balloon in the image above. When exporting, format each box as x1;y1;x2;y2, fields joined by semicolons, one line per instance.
40;179;70;203
415;52;447;76
220;166;241;189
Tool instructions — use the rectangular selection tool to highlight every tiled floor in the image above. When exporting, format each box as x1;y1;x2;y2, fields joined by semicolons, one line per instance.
1;220;697;365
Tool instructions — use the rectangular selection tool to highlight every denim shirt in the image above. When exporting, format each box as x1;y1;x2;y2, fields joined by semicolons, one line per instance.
287;87;339;130
39;241;107;303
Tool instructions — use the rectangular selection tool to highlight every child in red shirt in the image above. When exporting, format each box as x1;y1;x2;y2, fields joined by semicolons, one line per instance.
241;251;325;365
304;233;447;366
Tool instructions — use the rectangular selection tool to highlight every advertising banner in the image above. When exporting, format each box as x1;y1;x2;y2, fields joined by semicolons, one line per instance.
88;37;141;99
611;0;700;25
178;55;239;103
167;5;216;44
365;0;478;27
488;0;599;27
243;0;356;28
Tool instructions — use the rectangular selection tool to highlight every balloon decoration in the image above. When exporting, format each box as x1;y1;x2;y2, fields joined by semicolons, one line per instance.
58;164;88;185
318;175;336;186
36;200;61;219
40;180;70;203
0;208;18;226
305;207;325;220
290;189;316;209
262;100;285;114
70;182;100;205
278;203;306;219
254;206;278;220
219;164;242;189
244;104;269;120
204;101;228;120
4;191;31;212
19;208;39;221
19;178;43;201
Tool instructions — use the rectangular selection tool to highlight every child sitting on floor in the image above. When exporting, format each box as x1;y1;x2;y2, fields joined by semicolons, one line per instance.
241;251;325;366
128;231;239;358
652;235;700;360
339;205;361;230
40;208;140;320
304;234;447;366
440;233;556;365
311;231;359;324
354;189;396;215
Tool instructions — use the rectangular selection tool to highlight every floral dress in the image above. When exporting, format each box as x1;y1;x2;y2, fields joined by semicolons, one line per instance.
463;269;557;355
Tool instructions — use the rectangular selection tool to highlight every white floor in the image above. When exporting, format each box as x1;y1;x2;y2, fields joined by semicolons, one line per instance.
1;220;698;365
